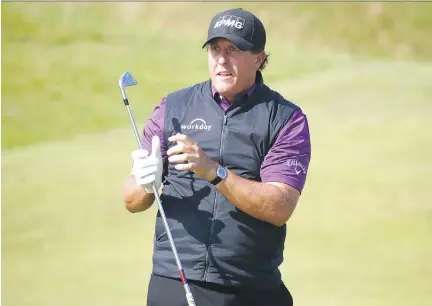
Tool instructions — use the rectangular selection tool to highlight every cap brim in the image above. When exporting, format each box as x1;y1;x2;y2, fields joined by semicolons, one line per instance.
202;34;254;51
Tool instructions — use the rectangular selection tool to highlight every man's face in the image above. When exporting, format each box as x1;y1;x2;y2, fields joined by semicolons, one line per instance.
207;38;263;101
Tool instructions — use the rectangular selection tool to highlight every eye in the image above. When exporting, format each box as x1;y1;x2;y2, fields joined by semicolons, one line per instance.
210;45;220;53
227;46;240;54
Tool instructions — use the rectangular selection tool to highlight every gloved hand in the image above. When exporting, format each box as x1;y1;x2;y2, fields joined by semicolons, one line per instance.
131;136;163;193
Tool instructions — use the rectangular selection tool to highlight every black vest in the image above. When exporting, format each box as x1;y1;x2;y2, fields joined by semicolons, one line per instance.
152;72;299;289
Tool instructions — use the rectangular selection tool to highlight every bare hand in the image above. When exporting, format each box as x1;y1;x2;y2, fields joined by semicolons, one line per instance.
167;133;219;181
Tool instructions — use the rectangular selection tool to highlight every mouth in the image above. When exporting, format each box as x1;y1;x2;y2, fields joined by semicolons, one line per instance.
216;72;233;79
216;71;232;80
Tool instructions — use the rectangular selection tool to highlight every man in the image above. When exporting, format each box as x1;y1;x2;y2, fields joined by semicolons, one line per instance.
123;8;311;306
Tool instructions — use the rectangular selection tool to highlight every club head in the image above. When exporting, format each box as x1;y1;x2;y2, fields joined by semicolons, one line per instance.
119;72;137;89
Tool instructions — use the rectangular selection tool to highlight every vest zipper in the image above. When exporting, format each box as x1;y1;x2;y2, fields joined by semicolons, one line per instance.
203;115;228;281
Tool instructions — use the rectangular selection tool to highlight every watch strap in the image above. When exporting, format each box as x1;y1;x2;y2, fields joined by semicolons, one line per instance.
210;176;222;185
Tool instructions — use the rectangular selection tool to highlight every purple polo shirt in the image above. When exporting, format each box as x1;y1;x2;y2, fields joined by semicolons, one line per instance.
141;86;311;193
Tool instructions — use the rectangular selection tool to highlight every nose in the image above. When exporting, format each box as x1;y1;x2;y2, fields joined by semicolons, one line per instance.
217;52;228;65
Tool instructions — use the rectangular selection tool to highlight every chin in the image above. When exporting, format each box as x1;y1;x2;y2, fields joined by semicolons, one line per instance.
214;82;234;95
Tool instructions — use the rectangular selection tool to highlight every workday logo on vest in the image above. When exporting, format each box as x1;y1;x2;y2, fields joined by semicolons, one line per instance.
181;118;212;132
214;15;245;30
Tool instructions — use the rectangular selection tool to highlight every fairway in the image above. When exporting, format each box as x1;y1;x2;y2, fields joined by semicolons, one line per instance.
2;2;432;306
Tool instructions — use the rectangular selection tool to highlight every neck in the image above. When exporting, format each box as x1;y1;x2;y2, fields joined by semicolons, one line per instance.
220;76;257;103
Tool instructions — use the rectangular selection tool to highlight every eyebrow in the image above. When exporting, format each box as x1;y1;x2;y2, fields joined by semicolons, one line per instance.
209;41;237;49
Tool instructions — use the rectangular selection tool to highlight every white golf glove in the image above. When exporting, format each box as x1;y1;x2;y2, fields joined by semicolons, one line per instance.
131;136;163;193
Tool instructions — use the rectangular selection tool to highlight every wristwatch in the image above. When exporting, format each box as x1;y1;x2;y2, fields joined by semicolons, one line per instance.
210;166;228;185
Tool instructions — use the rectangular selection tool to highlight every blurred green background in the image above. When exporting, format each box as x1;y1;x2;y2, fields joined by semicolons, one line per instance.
2;2;431;306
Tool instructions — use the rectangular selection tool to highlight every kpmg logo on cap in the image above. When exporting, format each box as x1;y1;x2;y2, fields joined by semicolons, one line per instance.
214;15;245;30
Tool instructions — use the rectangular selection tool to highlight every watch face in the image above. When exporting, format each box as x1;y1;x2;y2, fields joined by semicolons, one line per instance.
217;166;228;179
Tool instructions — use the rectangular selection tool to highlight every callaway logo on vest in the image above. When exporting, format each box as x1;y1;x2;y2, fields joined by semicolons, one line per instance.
181;118;212;131
214;15;245;29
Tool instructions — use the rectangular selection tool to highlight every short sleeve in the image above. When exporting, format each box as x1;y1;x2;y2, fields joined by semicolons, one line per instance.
141;97;168;172
260;110;311;193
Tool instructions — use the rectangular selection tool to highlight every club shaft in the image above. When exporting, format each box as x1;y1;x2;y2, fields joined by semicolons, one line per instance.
124;103;196;306
125;106;143;147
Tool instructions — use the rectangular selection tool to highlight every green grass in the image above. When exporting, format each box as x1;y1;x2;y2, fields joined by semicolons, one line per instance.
2;3;432;306
2;2;432;150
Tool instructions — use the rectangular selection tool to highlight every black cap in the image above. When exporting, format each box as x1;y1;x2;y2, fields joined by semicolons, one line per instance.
202;8;266;51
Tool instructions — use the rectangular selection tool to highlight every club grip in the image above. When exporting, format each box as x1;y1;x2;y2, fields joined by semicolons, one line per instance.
186;293;196;306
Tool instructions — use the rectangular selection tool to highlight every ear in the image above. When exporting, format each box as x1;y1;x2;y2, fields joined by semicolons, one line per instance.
254;51;265;69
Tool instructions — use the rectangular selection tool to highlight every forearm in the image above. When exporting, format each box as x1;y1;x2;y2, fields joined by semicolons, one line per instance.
123;175;155;213
216;170;297;226
165;133;299;225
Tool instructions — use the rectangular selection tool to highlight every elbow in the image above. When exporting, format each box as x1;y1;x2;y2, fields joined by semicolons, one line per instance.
123;192;154;213
265;183;299;227
271;201;297;227
122;185;148;213
124;200;141;213
270;214;290;227
123;197;150;213
123;192;140;213
122;175;149;213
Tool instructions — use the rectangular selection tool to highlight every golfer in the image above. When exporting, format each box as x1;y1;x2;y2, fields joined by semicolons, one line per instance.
123;8;311;306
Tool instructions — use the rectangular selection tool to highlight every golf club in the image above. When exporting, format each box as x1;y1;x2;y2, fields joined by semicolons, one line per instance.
118;72;196;306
